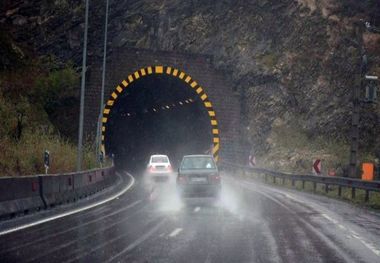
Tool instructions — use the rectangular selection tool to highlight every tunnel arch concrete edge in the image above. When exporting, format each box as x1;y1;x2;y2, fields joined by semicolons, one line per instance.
101;65;220;162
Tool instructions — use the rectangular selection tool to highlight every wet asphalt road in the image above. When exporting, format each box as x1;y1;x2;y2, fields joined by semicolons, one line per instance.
1;171;380;263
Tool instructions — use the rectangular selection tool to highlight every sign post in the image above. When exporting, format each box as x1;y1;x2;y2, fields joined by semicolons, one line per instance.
44;150;50;175
99;151;104;168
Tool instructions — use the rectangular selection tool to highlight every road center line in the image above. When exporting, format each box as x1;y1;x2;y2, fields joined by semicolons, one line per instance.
0;173;135;237
194;207;200;213
107;219;167;262
321;214;339;225
169;228;183;237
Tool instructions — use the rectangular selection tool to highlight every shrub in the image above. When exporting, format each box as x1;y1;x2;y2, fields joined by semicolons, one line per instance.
0;128;97;176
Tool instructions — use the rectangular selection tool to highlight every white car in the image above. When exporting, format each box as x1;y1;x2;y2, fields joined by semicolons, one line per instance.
146;155;173;183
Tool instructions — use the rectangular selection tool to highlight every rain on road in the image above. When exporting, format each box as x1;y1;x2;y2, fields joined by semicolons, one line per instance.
1;172;380;263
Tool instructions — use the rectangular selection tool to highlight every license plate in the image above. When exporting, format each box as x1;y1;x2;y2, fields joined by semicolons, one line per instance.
191;177;207;183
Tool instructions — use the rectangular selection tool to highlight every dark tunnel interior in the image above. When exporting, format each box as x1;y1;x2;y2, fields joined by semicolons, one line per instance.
105;74;213;173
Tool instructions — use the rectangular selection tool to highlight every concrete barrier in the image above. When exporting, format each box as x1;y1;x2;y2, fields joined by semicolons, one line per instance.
0;176;44;219
0;167;117;219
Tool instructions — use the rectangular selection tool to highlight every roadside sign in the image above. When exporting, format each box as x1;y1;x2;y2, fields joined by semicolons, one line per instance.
313;159;321;175
362;163;374;181
328;169;336;176
365;75;378;80
248;155;256;167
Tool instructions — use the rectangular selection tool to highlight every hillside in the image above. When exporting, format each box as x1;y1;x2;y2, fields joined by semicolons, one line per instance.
1;0;379;174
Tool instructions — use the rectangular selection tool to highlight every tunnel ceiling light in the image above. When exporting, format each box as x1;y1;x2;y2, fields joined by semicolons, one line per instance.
116;97;197;118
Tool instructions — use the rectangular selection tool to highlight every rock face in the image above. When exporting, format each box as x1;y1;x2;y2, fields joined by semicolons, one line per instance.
1;0;380;171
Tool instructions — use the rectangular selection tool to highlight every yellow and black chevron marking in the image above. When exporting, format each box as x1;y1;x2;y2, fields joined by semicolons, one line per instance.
101;66;220;162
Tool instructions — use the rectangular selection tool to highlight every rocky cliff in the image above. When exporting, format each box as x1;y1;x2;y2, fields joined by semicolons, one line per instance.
1;0;379;173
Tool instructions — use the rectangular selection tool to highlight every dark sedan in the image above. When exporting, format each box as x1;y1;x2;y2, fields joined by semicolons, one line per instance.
176;155;221;197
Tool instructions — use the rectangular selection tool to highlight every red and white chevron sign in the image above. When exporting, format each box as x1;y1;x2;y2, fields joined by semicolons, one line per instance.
249;155;256;167
313;159;321;174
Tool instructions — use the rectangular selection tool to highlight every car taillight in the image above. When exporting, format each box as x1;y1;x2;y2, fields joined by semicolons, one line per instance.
149;166;156;172
177;175;186;183
211;174;221;182
167;165;173;172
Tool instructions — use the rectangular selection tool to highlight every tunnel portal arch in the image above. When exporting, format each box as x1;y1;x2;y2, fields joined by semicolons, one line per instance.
101;65;220;161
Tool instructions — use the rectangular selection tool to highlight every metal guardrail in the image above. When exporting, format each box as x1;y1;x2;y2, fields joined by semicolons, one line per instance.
221;162;380;203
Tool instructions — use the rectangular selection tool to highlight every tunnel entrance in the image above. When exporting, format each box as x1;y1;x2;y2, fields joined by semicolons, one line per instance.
102;66;220;172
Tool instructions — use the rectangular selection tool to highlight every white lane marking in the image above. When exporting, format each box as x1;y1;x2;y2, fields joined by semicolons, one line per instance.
359;239;380;256
338;224;346;230
321;214;339;225
3;199;142;254
194;206;200;213
0;173;135;237
235;181;353;262
284;193;304;204
169;228;183;237
349;230;380;256
62;216;158;263
321;213;380;256
107;219;167;263
238;177;380;258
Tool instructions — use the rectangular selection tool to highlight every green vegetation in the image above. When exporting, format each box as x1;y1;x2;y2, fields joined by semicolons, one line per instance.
0;51;96;176
273;121;350;161
0;128;96;176
256;118;356;174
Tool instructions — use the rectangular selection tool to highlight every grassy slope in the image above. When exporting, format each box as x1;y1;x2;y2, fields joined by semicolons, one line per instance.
0;31;96;176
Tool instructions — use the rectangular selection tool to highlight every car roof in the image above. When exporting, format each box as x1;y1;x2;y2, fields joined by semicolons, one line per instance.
150;154;169;157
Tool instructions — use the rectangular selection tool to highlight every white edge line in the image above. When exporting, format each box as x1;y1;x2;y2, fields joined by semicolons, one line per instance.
0;173;135;237
234;175;380;258
169;228;183;237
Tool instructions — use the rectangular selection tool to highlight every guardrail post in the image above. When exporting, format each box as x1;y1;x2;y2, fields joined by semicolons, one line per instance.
273;175;276;184
313;182;317;193
325;184;329;194
282;178;285;185
291;179;295;187
351;187;356;199
338;186;342;197
365;190;369;202
264;174;267;182
302;180;305;189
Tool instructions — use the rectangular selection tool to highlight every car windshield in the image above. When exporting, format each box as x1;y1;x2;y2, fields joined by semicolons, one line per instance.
151;156;169;163
181;156;216;170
